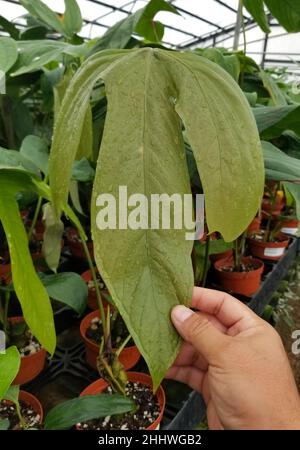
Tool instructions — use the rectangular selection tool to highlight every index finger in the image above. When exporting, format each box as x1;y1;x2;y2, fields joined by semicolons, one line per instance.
191;287;258;330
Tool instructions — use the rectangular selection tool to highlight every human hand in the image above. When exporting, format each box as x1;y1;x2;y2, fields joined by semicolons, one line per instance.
167;287;300;430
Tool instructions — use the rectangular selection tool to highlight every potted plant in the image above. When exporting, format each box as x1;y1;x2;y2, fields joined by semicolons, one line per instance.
0;386;43;430
214;232;264;297
80;309;140;371
81;269;110;311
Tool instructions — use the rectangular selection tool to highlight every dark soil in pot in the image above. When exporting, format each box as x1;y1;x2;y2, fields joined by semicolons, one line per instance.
0;391;43;430
77;381;160;430
86;314;134;349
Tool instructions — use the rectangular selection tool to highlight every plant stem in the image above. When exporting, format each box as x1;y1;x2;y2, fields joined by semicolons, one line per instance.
115;334;132;358
79;233;108;342
15;402;27;430
27;196;43;241
201;236;210;287
264;182;279;243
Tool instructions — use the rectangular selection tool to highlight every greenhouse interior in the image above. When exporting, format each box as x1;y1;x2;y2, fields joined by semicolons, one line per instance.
1;0;300;435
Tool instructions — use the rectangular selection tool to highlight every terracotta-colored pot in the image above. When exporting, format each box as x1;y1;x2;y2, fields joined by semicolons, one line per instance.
79;372;165;430
0;262;11;283
66;228;94;260
280;219;299;236
9;317;46;385
19;391;44;423
81;270;109;311
80;310;140;371
209;249;233;264
214;256;264;297
262;196;284;217
248;234;290;261
247;217;261;235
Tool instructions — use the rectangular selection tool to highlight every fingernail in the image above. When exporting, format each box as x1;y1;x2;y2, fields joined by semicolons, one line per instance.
172;305;193;324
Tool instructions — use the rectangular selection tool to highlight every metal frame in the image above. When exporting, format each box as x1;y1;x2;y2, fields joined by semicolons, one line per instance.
0;0;299;73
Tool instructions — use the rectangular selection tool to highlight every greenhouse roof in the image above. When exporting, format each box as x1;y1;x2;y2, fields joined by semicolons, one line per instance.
1;0;300;76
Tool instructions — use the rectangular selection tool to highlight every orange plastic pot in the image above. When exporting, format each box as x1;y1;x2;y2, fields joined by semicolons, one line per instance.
66;228;94;260
209;249;233;264
79;372;165;430
214;257;264;297
262;196;284;217
0;263;11;283
247;217;261;235
280;219;299;236
81;270;109;311
9;317;46;385
248;234;289;261
19;391;44;423
80;310;140;371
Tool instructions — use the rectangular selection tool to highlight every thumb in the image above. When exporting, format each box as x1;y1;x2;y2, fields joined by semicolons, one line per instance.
171;305;229;362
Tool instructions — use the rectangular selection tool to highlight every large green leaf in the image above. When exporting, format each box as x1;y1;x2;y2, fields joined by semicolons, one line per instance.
243;0;270;33
264;0;300;32
0;169;56;355
161;51;264;241
253;105;300;139
19;0;66;36
49;48;264;388
63;0;83;36
39;272;88;315
0;37;18;73
44;394;134;430
91;49;195;390
0;347;20;401
3;385;19;405
284;182;300;222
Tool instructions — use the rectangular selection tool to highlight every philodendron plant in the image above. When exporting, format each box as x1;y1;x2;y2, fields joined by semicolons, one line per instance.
48;47;264;390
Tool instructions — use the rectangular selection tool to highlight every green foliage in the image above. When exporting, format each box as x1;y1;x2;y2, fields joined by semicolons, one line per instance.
253;105;300;139
49;47;264;389
19;0;83;38
44;394;134;430
0;37;18;73
243;0;270;33
0;347;20;401
0;168;56;355
39;272;88;315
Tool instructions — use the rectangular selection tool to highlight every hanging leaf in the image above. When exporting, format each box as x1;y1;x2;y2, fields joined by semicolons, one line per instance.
69;180;85;215
0;37;18;73
135;0;179;42
76;105;93;160
39;272;88;315
243;0;270;33
63;0;83;36
0;168;56;355
161;51;264;241
264;0;300;33
3;385;19;404
44;394;134;430
42;203;64;273
0;347;20;401
259;70;287;106
49;48;264;389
